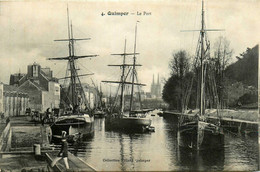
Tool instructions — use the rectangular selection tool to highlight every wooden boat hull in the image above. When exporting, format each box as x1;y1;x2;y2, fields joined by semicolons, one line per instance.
105;116;152;132
178;121;224;150
50;114;94;143
94;111;106;118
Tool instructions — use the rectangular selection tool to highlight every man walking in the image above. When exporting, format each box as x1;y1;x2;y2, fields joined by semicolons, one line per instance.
51;131;70;169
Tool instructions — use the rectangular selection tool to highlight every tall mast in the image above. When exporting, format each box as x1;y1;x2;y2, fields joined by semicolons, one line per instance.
67;6;71;57
120;39;127;115
102;23;144;114
66;6;75;105
48;6;98;110
102;47;143;112
129;22;138;112
200;0;205;116
70;21;77;107
180;0;224;116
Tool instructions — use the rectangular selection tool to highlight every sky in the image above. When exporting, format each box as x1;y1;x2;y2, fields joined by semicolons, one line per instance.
0;0;259;93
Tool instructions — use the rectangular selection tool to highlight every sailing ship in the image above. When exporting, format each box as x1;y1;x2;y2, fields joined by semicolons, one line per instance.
91;80;106;118
48;7;97;142
102;23;153;132
178;1;224;150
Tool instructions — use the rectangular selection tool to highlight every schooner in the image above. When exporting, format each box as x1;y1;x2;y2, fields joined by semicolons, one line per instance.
102;22;153;132
48;7;98;142
178;0;224;150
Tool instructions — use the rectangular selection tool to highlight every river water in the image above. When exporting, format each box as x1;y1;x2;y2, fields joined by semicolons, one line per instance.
69;114;258;171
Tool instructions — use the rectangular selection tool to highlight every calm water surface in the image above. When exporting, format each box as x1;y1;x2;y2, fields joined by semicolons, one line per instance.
70;114;258;171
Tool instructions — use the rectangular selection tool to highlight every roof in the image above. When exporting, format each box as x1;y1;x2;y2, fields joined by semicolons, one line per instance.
40;71;58;83
18;80;47;91
40;71;51;81
31;80;47;91
3;84;18;92
3;84;28;96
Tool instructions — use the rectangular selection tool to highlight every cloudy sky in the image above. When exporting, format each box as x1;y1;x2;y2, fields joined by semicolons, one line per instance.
0;0;259;93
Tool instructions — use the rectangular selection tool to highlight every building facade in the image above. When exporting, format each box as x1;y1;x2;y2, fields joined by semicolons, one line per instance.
10;62;60;112
3;85;29;117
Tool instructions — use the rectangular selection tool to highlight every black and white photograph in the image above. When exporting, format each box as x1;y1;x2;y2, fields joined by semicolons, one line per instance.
0;0;259;171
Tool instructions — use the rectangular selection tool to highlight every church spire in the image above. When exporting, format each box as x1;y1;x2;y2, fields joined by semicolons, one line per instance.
152;74;155;84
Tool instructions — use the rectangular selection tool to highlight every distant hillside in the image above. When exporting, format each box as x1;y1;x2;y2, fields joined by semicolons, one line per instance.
225;45;258;87
224;45;258;107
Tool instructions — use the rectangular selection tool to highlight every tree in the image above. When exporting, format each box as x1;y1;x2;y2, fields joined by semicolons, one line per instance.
213;36;233;70
163;50;194;112
212;36;233;108
169;50;190;77
162;75;179;110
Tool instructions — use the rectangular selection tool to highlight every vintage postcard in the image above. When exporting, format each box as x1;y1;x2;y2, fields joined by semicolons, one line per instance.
0;0;259;171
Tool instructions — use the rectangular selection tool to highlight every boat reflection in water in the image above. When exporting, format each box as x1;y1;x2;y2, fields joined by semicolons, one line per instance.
67;117;257;171
176;146;225;171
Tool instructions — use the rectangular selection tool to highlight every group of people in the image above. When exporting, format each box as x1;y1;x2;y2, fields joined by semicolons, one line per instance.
26;107;60;125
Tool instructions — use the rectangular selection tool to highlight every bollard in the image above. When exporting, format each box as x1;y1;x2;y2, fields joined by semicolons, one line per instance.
33;144;41;156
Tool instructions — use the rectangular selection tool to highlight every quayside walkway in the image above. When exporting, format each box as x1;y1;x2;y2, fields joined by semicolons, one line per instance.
0;116;96;171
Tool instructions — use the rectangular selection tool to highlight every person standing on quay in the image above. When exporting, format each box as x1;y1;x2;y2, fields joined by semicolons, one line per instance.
51;131;70;169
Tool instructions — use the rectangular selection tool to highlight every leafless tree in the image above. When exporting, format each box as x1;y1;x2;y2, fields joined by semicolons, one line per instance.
213;36;233;108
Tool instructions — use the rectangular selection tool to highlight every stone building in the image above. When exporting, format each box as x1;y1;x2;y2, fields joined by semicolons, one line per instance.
10;63;60;112
2;84;29;117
